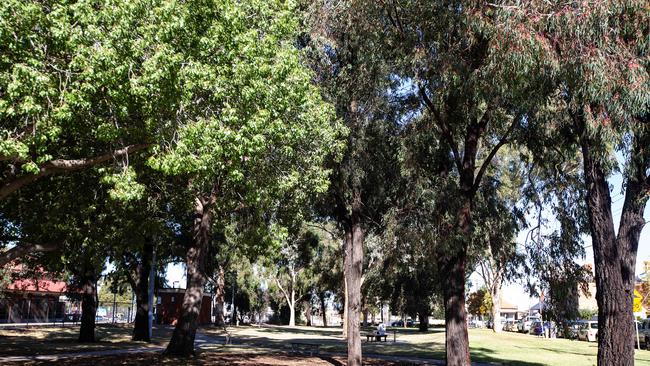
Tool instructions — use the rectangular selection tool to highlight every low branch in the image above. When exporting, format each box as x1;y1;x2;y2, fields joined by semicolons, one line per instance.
0;144;150;201
1;241;59;267
472;114;521;194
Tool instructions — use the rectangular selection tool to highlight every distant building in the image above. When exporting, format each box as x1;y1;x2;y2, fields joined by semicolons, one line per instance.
155;288;211;325
0;271;70;323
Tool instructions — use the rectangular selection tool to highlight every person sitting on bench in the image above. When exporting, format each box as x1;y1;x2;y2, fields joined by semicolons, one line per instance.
375;323;386;341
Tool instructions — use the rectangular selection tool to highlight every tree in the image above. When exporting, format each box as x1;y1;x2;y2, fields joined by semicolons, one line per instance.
304;3;401;363
505;3;649;363
0;0;158;204
146;0;344;356
269;229;320;327
467;289;492;318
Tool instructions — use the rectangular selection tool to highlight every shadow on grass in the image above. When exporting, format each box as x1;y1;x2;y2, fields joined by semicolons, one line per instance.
0;324;171;357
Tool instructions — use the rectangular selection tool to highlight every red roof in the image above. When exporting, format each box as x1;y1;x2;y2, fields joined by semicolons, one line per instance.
6;278;68;293
3;265;68;294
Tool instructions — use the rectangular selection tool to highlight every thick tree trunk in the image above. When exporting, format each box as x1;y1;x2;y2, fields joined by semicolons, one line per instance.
579;114;648;366
133;240;153;341
78;277;97;343
320;292;327;327
418;304;429;332
214;265;225;326
443;195;472;366
164;194;214;356
344;208;364;366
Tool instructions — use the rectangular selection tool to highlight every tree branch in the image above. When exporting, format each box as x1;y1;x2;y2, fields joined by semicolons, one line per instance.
1;241;59;267
418;86;462;172
472;113;520;194
0;144;150;200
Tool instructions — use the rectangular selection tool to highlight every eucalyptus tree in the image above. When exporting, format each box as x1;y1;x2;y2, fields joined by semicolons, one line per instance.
144;0;344;356
268;229;320;327
502;3;649;363
370;2;552;363
305;3;401;364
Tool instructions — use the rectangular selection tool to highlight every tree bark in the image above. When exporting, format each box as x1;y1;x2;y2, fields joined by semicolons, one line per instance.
320;292;327;327
418;304;430;332
78;276;98;343
344;201;364;366
342;275;348;337
133;240;153;341
164;193;214;356
214;265;226;326
443;194;472;366
490;285;502;332
578;111;649;366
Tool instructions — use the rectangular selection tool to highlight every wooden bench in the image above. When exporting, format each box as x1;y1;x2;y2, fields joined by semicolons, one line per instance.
365;333;388;342
290;342;320;356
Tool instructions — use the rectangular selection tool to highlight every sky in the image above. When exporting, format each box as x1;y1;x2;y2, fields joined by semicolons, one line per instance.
472;171;650;310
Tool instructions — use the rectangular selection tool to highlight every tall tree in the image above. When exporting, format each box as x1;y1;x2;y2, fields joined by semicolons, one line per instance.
147;0;344;356
506;2;649;363
371;2;551;363
305;3;400;364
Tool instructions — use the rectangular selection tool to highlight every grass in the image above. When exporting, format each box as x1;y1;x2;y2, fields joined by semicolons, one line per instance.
0;324;170;356
203;325;650;366
1;323;649;365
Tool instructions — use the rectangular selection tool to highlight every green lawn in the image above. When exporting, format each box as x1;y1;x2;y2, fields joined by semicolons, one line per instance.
203;325;650;366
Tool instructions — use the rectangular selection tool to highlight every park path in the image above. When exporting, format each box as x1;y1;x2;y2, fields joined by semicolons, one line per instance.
0;331;498;366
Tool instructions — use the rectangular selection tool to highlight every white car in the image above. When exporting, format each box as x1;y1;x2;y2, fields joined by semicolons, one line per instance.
578;321;598;342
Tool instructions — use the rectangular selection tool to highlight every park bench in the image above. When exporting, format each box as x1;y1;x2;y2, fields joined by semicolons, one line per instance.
365;333;388;342
290;341;321;356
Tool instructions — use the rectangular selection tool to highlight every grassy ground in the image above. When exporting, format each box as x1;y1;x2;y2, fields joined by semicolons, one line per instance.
0;324;170;356
1;323;649;365
203;325;650;366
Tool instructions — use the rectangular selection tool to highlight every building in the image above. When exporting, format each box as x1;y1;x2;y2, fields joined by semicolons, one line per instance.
0;273;70;324
155;288;212;325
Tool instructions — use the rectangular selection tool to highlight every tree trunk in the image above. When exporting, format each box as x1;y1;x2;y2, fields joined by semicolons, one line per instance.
362;307;368;327
579;112;649;366
289;270;296;327
164;193;214;356
491;283;502;333
320;292;327;327
344;207;364;366
342;275;348;337
78;276;97;343
133;240;153;341
418;304;429;332
305;301;313;326
214;265;225;327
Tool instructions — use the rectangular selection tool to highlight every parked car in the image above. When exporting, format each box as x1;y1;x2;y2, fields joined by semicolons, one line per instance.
578;321;598;342
558;321;581;339
391;319;414;327
518;316;540;333
504;319;517;332
531;321;544;336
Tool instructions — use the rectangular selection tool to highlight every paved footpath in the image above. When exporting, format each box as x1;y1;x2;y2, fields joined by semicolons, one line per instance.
0;332;498;366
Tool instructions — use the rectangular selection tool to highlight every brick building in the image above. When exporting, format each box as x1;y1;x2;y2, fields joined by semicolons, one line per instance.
155;288;212;325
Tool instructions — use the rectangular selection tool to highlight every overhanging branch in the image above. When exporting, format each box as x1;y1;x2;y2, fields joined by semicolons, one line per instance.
1;241;59;267
418;86;462;172
0;144;150;200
